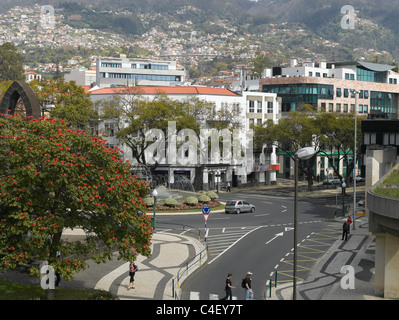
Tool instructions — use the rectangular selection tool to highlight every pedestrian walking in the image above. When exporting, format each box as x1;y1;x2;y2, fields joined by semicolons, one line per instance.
226;182;231;192
242;271;254;300
342;220;350;241
347;216;352;234
220;273;235;300
128;261;138;290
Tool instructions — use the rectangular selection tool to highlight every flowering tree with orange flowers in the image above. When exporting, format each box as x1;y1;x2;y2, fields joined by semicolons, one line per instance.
0;114;153;282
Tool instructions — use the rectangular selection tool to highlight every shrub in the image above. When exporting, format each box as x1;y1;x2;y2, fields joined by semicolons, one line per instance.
184;196;199;206
198;195;211;203
198;190;207;194
206;191;218;199
165;197;178;207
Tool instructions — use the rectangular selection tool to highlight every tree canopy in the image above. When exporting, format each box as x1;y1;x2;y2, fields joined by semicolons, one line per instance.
0;114;152;281
0;43;24;82
30;78;98;129
98;90;242;168
254;109;362;190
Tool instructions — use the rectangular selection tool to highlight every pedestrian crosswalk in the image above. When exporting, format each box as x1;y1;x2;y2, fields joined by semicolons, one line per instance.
189;291;238;300
205;226;260;261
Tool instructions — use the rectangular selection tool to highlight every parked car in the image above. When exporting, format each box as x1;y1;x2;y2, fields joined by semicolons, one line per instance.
323;177;342;185
225;200;255;214
355;176;364;182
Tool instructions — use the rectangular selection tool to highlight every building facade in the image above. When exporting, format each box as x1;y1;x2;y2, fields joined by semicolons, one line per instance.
64;67;96;86
95;55;187;88
88;85;281;190
261;60;399;119
260;60;399;181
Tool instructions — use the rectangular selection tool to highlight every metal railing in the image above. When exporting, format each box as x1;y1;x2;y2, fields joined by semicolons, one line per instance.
156;222;208;300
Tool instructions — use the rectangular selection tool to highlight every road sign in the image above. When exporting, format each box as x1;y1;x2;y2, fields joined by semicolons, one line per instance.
202;205;210;222
202;205;210;215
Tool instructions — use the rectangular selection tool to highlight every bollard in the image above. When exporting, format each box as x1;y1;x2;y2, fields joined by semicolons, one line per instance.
269;279;272;298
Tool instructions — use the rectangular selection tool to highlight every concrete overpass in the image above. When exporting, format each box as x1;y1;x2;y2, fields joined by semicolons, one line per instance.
368;161;399;298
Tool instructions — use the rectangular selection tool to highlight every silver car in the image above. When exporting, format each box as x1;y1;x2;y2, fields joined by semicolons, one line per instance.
225;200;255;214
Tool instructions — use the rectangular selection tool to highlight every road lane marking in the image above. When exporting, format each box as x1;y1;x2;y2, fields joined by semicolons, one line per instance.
254;213;269;217
208;226;263;264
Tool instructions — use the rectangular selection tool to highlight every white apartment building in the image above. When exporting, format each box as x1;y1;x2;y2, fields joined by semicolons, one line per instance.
95;55;187;88
264;59;399;86
88;85;281;190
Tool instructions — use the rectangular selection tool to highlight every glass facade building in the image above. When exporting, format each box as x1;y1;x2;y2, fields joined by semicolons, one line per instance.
262;83;334;112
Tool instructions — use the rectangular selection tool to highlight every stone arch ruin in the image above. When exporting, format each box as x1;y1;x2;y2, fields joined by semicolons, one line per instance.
0;81;41;119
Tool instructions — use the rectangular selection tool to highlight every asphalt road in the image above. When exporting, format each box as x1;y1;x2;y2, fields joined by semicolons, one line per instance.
155;190;337;300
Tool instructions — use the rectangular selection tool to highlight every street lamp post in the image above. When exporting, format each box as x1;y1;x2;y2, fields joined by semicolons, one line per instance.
152;189;158;232
352;89;359;230
293;146;316;300
342;180;346;217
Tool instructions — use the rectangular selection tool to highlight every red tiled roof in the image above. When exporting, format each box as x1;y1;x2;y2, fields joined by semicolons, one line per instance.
87;86;238;96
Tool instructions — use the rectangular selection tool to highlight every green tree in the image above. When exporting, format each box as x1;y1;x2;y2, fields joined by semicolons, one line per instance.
0;43;24;81
315;112;362;185
0;114;152;284
30;79;97;128
254;107;321;191
250;54;271;78
98;89;219;168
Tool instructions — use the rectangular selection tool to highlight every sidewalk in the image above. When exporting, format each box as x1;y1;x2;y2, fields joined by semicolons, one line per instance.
268;217;385;300
60;229;206;300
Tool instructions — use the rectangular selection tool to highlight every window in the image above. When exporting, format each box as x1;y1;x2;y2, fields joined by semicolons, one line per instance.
336;88;342;97
343;104;348;113
351;104;355;113
323;73;328;78
359;90;363;99
257;101;262;113
344;89;349;97
371;133;376;144
232;103;241;115
249;119;254;127
267;101;273;113
336;103;341;112
257;119;262;126
363;105;368;113
107;73;181;81
329;103;334;112
316;72;320;77
249;100;255;113
364;132;370;144
364;90;369;98
101;62;122;68
104;122;115;137
359;105;363;113
139;64;168;70
131;64;137;68
309;71;313;77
